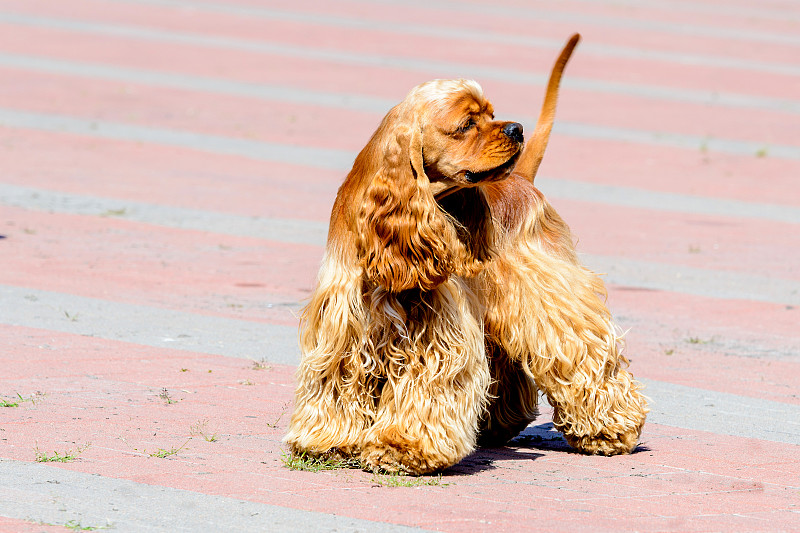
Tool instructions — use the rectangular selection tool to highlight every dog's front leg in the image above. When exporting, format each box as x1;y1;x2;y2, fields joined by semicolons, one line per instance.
286;372;375;461
486;252;648;455
360;281;491;475
284;251;375;460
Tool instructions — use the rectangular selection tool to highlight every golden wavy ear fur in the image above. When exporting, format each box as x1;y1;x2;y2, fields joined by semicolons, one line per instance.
355;112;460;292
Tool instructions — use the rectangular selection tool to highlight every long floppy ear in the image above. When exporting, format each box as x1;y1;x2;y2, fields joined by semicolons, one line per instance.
355;120;458;293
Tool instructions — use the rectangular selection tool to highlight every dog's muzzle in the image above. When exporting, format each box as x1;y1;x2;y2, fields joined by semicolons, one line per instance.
464;123;524;183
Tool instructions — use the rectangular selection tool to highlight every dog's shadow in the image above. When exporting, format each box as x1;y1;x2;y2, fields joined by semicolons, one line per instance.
442;423;561;476
444;423;650;476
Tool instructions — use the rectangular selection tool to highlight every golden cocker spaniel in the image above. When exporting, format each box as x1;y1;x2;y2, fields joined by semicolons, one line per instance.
285;34;648;475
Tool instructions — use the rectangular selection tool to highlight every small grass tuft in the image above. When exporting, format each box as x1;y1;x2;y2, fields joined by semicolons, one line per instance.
189;420;218;442
35;443;90;463
281;450;357;472
149;447;179;458
100;208;128;217
266;401;291;429
0;393;30;408
158;388;178;405
371;472;450;488
251;358;271;371
63;520;111;531
148;439;190;458
34;520;110;532
0;391;46;407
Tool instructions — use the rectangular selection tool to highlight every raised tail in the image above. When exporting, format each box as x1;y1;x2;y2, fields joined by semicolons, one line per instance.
514;33;581;183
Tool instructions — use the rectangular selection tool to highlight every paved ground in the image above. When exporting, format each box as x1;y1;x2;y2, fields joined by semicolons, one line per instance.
1;0;799;531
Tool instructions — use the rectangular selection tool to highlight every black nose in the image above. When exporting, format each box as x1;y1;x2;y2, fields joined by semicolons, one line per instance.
502;122;524;143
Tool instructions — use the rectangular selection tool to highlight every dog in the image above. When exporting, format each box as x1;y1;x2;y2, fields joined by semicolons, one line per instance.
285;34;648;475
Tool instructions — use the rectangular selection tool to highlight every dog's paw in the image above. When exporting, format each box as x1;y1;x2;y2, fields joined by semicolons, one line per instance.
563;425;642;456
360;441;448;475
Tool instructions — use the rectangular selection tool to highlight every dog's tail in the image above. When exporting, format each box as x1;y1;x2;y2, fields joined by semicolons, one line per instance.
514;33;581;183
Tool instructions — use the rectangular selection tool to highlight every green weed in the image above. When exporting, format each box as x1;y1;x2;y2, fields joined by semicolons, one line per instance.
100;208;128;217
266;402;291;429
251;358;271;371
189;420;218;442
0;393;28;408
147;438;190;458
33;519;110;532
371;472;450;488
63;520;111;531
158;388;178;405
281;450;356;472
34;443;90;463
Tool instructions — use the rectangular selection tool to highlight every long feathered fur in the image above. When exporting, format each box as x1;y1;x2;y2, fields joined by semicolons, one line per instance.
285;34;648;474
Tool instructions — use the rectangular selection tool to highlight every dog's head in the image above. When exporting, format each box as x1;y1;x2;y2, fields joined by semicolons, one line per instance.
401;79;524;194
342;79;516;293
333;36;580;294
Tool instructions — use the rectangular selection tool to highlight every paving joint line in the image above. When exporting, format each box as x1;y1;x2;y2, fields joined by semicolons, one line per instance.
104;0;800;77
357;0;800;46
3;10;800;118
2;184;799;305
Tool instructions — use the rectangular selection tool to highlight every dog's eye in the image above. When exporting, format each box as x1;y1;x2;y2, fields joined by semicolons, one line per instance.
457;118;475;134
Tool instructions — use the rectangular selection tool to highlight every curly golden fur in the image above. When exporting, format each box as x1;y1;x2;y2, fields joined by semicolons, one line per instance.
285;34;648;474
